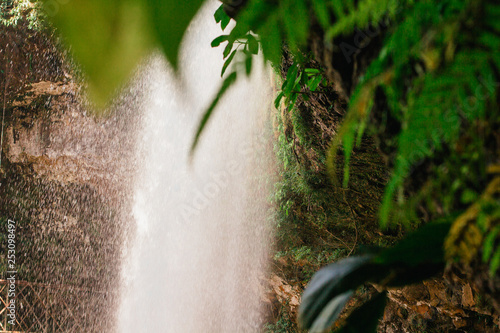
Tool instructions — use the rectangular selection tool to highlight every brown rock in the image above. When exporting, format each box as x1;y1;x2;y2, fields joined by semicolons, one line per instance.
462;284;476;308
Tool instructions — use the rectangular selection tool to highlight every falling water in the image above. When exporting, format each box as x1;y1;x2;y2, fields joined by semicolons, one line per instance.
118;1;274;332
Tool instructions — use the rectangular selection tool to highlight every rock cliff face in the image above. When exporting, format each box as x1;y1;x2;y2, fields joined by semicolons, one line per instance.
0;23;141;332
4;80;138;192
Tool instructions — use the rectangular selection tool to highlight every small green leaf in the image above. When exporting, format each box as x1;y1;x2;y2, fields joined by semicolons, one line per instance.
211;35;229;48
305;68;321;74
284;64;299;96
223;40;234;58
214;4;231;30
308;75;323;92
288;93;299;109
190;72;238;155
221;50;237;77
245;53;253;75
247;34;259;54
274;92;284;109
461;189;478;204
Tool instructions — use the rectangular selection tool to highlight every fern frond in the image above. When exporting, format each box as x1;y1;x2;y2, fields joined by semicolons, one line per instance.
326;0;401;40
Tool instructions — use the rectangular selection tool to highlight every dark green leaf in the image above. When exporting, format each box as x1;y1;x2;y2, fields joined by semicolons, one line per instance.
146;0;204;69
211;35;229;48
300;71;309;85
294;70;303;87
375;222;451;266
283;64;299;97
247;34;259;54
336;292;387;333
221;15;231;30
223;40;234;58
190;72;238;155
384;263;446;287
221;50;237;77
288;92;299;109
214;5;226;23
214;4;231;30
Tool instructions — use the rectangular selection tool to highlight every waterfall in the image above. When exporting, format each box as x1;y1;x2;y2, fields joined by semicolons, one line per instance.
117;1;274;331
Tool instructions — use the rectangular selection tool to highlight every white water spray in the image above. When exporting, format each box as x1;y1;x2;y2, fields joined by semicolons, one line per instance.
118;1;274;331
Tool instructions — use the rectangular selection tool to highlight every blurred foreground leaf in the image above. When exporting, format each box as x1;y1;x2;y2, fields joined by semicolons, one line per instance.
51;0;154;110
146;0;204;69
50;0;205;110
299;255;375;330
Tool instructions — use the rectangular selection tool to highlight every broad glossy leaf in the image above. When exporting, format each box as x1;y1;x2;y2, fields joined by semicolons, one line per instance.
336;292;387;333
383;262;446;287
146;0;204;69
310;291;353;333
375;222;451;266
299;255;376;330
50;0;153;109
